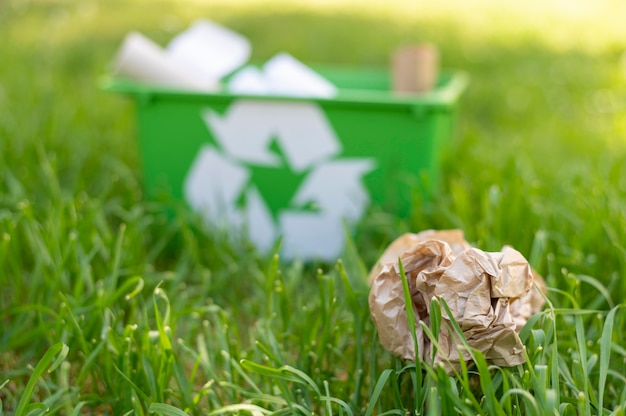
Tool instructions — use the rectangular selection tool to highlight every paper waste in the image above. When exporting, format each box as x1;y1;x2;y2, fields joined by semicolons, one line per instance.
113;32;217;91
166;19;251;85
368;229;546;373
228;53;337;98
113;21;336;98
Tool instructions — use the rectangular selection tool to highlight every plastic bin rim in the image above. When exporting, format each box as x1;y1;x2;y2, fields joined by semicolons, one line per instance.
101;70;468;110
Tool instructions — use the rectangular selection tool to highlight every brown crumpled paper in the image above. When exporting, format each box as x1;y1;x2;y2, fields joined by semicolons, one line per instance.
368;229;545;372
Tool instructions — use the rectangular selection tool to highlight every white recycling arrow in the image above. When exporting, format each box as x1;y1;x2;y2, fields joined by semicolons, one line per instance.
242;186;276;254
290;159;376;222
203;100;340;171
187;99;377;261
184;145;249;226
184;145;278;252
279;211;345;261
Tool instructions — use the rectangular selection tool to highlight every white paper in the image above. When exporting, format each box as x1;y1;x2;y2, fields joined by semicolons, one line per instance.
227;66;271;95
113;32;216;91
263;53;338;98
227;53;337;98
166;20;251;85
115;22;335;97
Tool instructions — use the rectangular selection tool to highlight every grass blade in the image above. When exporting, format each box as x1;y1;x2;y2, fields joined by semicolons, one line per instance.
575;274;614;308
397;258;423;408
13;343;69;416
149;403;191;416
207;404;271;415
363;369;394;416
599;305;623;413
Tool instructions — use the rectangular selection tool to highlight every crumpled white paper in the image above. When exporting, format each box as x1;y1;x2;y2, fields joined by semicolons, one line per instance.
166;19;251;85
228;53;338;98
113;32;218;91
113;21;337;98
368;230;545;372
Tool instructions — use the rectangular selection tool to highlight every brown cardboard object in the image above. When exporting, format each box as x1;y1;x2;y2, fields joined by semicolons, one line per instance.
368;230;546;373
391;44;439;93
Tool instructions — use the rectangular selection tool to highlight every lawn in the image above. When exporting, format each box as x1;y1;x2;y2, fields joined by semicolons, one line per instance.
2;0;626;414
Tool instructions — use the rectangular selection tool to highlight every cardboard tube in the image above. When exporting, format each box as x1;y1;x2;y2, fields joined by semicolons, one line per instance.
113;31;216;91
392;44;439;93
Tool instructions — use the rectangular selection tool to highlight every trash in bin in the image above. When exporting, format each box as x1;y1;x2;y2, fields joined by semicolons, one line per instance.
105;22;468;261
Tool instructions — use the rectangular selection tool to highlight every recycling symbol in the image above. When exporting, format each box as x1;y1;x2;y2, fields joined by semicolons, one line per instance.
184;100;375;261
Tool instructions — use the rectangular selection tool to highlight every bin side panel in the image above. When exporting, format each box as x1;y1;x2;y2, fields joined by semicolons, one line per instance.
324;106;444;217
136;98;234;201
135;97;456;220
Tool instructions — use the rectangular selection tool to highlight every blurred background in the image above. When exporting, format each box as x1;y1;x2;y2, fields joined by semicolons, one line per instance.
2;0;626;278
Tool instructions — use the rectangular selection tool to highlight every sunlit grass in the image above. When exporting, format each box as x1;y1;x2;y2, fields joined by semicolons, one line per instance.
2;0;626;414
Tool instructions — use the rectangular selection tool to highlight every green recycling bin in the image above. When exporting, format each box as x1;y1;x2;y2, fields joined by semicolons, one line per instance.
104;66;467;261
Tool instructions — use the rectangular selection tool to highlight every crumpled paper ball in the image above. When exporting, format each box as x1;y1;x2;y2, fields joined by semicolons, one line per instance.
368;230;545;372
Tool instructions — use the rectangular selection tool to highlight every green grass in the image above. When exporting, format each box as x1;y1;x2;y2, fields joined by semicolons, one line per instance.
2;0;626;414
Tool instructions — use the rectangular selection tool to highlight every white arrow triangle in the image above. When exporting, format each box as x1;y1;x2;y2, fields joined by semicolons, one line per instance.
183;145;250;225
243;187;277;254
279;211;345;261
290;159;376;223
203;105;280;167
271;102;341;172
203;100;340;171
